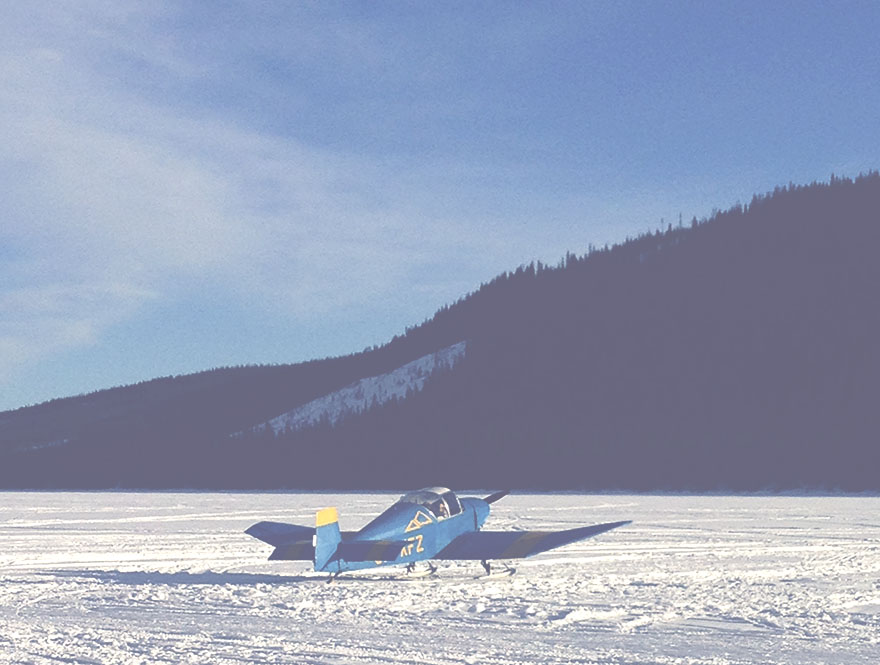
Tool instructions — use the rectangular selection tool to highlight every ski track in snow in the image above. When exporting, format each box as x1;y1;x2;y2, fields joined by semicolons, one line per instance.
1;493;879;664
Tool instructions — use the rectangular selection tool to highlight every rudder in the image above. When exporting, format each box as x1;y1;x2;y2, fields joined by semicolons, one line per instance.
314;507;341;571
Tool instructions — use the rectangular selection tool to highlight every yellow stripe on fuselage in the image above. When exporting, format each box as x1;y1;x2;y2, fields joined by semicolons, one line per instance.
316;507;338;527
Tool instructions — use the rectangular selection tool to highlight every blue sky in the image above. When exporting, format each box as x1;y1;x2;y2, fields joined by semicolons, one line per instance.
1;1;878;411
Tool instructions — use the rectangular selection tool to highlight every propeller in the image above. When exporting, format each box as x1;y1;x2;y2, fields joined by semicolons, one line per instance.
482;490;510;504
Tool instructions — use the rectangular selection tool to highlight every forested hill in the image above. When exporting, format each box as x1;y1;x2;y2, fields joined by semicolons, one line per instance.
2;173;879;490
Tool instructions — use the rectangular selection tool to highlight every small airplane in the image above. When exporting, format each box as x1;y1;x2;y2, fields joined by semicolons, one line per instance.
245;487;631;580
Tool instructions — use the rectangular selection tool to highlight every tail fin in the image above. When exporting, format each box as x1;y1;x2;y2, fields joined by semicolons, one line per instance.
314;507;341;571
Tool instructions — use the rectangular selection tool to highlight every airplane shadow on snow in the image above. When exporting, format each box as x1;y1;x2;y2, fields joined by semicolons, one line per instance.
46;568;434;585
47;569;322;586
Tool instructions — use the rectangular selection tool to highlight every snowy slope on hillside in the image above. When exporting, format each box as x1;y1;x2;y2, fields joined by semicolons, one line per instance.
259;341;467;434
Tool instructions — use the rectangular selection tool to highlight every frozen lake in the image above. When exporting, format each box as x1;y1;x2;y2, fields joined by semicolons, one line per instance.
1;492;878;664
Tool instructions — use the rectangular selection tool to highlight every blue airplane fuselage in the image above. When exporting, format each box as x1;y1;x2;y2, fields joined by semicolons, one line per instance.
320;497;490;573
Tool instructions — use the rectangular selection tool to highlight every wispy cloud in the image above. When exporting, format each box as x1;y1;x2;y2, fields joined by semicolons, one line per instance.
0;281;157;378
0;3;542;395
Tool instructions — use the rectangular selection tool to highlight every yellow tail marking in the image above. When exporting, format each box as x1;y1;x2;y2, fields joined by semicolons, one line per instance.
316;507;338;527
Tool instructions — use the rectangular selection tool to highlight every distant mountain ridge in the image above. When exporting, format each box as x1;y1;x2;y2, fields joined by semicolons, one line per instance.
2;173;878;490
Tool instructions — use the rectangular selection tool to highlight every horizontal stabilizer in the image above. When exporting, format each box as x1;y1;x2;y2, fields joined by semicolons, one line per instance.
436;520;631;560
246;521;359;548
336;540;407;562
269;541;315;561
245;521;314;547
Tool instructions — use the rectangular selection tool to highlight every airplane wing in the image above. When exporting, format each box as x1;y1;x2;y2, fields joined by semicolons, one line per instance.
434;520;631;560
336;540;408;562
268;539;407;562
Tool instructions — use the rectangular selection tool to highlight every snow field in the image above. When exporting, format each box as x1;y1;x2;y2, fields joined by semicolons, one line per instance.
1;493;878;664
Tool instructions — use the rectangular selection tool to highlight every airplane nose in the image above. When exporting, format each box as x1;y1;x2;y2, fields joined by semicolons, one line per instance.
461;497;490;530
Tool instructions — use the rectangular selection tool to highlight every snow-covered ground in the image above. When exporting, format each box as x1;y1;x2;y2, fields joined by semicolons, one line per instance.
1;493;878;664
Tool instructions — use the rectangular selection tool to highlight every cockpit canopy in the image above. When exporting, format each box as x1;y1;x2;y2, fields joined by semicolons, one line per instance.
398;487;462;519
